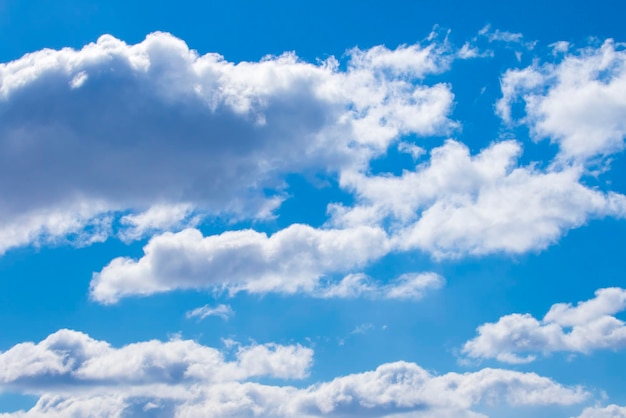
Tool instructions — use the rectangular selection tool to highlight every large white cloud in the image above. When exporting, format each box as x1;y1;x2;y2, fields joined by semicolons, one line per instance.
0;331;588;418
497;39;626;163
462;287;626;364
90;224;447;304
0;329;313;391
0;31;455;254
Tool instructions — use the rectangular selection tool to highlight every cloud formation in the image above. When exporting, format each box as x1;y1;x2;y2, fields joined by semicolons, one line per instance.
90;224;392;303
186;304;234;321
332;139;626;258
462;288;626;363
0;331;588;417
0;31;455;254
0;329;313;391
576;404;626;418
498;39;626;163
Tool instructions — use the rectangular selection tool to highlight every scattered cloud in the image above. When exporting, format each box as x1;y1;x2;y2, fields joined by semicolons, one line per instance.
498;39;626;163
462;288;626;363
186;304;234;321
317;272;444;300
118;203;199;242
332;139;626;258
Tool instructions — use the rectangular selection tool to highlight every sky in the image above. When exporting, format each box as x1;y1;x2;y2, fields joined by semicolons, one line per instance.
1;1;626;417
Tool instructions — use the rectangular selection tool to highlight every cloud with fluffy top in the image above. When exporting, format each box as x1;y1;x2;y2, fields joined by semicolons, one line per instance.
462;287;626;364
576;404;626;418
0;329;313;391
0;330;588;418
90;222;445;304
497;39;626;163
0;31;455;254
90;224;392;303
332;139;626;258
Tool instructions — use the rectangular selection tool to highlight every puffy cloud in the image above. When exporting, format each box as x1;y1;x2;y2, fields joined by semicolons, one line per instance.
186;304;234;321
332;139;626;258
0;329;313;391
90;224;392;304
462;288;626;363
91;133;626;302
497;39;626;162
0;333;588;417
90;218;446;304
576;404;626;418
0;31;455;254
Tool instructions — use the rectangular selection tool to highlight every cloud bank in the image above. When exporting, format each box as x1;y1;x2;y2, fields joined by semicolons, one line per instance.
0;330;587;418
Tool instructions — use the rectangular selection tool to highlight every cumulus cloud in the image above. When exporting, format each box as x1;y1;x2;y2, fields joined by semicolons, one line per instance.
0;332;588;417
331;139;626;258
90;133;626;302
462;288;626;364
0;329;313;391
576;404;626;418
0;31;455;254
90;224;391;304
497;39;626;162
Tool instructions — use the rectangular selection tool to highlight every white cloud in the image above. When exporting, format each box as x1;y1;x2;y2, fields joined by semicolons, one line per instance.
576;404;626;418
0;395;128;418
90;217;447;304
317;272;444;300
90;224;391;304
118;203;198;242
0;332;588;417
186;304;234;321
332;139;626;258
462;288;626;363
497;39;626;162
0;329;313;390
0;31;455;254
90;134;626;302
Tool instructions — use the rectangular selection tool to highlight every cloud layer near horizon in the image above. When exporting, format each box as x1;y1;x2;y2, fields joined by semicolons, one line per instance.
0;329;588;418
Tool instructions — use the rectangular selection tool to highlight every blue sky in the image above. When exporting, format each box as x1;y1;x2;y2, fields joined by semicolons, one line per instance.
1;1;626;417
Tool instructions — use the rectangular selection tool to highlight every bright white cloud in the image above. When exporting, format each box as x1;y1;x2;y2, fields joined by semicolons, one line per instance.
498;39;626;162
0;332;588;417
90;224;391;304
462;288;626;363
91;135;626;302
332;139;626;258
0;31;455;254
576;404;626;418
186;304;234;321
0;329;313;390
